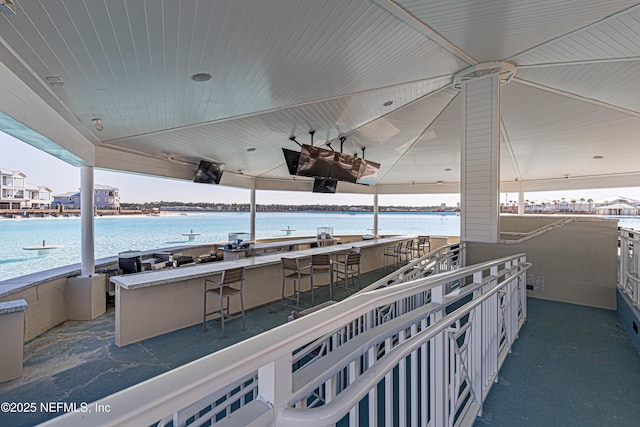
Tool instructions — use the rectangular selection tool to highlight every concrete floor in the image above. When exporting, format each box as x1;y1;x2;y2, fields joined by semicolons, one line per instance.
475;298;640;427
2;272;640;427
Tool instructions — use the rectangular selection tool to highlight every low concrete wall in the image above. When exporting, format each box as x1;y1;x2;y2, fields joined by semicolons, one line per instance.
0;278;67;342
66;275;107;321
0;300;27;383
466;217;617;309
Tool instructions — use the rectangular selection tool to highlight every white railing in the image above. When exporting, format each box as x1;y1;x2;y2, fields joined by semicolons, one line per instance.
290;242;466;368
370;242;465;289
41;253;529;427
619;228;640;307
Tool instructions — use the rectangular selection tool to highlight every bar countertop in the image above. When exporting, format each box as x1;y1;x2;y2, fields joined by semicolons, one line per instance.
111;236;409;290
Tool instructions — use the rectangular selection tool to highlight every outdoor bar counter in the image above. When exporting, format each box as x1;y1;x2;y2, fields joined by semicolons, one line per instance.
111;236;410;346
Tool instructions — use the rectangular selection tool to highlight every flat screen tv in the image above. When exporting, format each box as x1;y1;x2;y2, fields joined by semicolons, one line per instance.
282;148;301;175
329;152;361;183
194;160;225;184
312;177;338;193
297;144;334;178
356;160;380;186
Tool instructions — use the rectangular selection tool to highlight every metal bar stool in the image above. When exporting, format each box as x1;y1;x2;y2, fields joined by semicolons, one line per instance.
203;267;246;336
333;248;361;294
384;241;403;271
412;235;430;258
397;239;414;264
310;254;334;301
281;257;311;310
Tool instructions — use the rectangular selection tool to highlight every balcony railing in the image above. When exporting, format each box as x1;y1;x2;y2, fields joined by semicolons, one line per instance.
42;251;529;427
619;227;640;307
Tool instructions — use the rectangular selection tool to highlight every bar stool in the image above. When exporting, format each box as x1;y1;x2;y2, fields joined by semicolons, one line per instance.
203;267;245;336
384;241;403;271
412;235;430;258
334;248;361;294
310;254;334;301
281;257;312;310
397;239;414;263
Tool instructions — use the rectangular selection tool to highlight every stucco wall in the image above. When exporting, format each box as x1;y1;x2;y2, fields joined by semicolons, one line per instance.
0;277;67;342
466;218;618;309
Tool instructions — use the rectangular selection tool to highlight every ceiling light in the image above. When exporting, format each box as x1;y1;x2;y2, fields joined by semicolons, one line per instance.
191;73;212;82
92;118;103;132
383;100;393;107
247;147;256;152
444;168;451;171
436;180;444;185
593;155;604;159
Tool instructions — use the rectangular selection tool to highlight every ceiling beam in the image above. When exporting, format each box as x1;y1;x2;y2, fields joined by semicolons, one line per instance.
513;77;640;119
377;92;459;184
371;0;477;66
102;75;454;145
506;3;640;62
517;56;640;69
500;119;522;182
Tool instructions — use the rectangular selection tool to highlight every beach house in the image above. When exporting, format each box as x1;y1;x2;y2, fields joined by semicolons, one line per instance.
0;167;51;209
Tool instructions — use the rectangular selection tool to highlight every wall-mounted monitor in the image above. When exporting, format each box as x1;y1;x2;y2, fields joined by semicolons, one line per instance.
282;148;301;175
281;143;380;187
356;160;380;186
297;144;334;178
330;152;361;183
194;160;225;184
312;177;338;193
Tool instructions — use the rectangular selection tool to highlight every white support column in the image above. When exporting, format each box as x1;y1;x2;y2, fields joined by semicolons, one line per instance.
460;74;501;243
518;184;525;215
250;187;257;242
80;166;95;277
373;190;379;238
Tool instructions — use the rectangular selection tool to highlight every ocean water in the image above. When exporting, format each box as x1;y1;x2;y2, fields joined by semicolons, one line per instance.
0;211;461;281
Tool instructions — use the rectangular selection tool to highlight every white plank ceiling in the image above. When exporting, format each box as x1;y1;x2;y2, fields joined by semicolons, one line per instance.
1;0;640;194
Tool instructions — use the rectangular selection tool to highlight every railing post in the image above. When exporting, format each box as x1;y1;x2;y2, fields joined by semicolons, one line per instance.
632;232;640;305
430;284;448;426
258;354;292;426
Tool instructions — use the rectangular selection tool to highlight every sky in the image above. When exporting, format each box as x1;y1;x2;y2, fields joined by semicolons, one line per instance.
2;131;640;206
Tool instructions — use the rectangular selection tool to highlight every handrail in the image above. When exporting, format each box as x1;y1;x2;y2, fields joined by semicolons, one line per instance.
619;227;640;307
363;241;465;292
40;252;527;427
291;242;465;365
499;217;574;244
280;260;532;426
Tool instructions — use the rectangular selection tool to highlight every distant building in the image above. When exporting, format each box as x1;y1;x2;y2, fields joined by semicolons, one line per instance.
595;203;639;216
0;167;52;209
52;185;120;209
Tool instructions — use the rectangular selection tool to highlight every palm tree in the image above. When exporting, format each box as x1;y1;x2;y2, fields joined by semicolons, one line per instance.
578;198;585;212
570;199;577;212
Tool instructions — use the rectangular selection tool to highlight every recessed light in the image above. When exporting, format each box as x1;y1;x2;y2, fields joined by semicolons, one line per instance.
593;155;604;159
191;73;212;82
383;100;393;107
436;180;444;185
444;168;451;171
247;147;256;152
